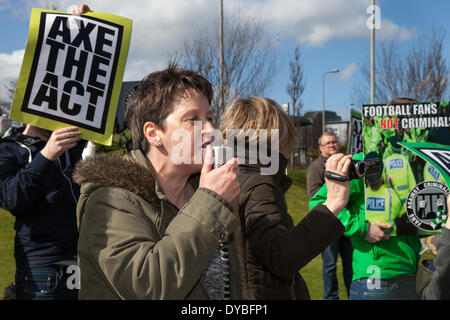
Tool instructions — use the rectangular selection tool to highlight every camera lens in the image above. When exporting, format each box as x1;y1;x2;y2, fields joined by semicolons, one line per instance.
356;162;366;177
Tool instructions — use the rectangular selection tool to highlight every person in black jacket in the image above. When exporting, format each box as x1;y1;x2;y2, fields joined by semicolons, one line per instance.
0;124;85;300
0;4;90;300
219;96;352;299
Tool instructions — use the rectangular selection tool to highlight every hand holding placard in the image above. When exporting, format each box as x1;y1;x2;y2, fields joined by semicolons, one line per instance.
9;7;132;146
41;126;81;161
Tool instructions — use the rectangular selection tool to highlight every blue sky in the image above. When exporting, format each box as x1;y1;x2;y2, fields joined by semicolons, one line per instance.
1;0;449;121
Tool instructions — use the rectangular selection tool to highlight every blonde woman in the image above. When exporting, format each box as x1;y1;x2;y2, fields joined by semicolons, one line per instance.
220;96;352;299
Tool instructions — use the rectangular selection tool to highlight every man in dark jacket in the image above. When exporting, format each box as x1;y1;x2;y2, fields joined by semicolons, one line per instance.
0;125;85;300
306;132;340;198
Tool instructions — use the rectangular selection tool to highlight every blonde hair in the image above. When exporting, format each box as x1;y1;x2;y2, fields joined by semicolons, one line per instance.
219;96;296;156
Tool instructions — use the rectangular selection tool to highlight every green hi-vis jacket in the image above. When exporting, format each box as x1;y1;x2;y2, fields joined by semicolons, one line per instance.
363;124;382;155
383;153;416;204
309;153;421;281
365;183;403;235
423;162;445;183
96;129;132;155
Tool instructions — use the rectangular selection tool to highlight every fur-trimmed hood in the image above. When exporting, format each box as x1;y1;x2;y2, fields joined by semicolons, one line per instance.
73;150;158;203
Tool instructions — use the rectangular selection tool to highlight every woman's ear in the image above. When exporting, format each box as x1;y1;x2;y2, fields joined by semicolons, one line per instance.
143;121;160;147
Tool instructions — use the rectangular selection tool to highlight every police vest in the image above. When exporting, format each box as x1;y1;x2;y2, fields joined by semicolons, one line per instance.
413;128;428;142
365;184;403;233
401;132;415;163
423;162;445;183
383;153;416;204
96;129;132;155
382;126;396;159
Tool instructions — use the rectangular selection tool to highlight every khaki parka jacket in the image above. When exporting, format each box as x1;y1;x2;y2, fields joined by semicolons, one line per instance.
73;150;241;300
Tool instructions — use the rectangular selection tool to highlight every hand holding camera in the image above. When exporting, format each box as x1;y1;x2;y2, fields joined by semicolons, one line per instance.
323;153;353;216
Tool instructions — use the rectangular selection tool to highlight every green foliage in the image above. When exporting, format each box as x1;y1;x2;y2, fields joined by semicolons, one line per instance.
0;209;15;300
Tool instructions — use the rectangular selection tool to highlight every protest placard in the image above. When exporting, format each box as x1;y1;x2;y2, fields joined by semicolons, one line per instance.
347;108;363;155
362;101;450;235
9;8;132;145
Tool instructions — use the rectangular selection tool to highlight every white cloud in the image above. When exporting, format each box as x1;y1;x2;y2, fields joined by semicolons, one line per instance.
0;0;417;84
337;62;358;83
0;50;24;100
376;19;417;42
335;106;351;121
0;50;24;79
54;0;417;66
0;0;9;11
245;0;417;46
55;0;220;80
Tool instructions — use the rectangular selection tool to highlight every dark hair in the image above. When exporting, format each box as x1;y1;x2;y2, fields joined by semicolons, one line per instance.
125;62;213;154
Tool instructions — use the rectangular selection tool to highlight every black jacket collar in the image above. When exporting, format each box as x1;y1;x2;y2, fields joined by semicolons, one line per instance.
1;126;43;146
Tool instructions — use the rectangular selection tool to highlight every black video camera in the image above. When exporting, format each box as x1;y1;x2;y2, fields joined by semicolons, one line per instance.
348;158;381;180
324;158;381;181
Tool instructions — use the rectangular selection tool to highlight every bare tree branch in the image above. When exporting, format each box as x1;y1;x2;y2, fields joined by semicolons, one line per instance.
180;13;278;120
352;28;448;104
45;0;60;10
0;79;17;112
286;45;306;118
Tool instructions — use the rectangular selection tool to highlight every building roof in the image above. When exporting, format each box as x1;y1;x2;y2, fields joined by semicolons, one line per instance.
289;115;312;126
303;110;342;122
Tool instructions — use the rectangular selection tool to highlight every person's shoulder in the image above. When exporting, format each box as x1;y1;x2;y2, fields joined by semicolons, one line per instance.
239;169;276;190
307;157;326;181
307;156;323;170
0;127;19;142
3;126;44;147
0;129;29;157
237;171;282;207
74;153;158;204
88;184;151;211
311;156;323;164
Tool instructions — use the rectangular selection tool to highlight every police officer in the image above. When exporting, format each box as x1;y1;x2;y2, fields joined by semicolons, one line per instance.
363;116;383;155
383;136;416;205
379;115;397;159
365;153;403;236
95;121;132;155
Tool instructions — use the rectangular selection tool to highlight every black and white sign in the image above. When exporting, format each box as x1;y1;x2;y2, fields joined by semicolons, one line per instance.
21;12;124;133
406;181;449;232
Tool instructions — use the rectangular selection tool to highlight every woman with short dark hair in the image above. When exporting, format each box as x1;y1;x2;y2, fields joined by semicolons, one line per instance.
74;64;241;299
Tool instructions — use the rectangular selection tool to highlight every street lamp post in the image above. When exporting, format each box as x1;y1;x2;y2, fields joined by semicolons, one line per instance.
322;69;339;134
219;0;224;115
371;0;376;104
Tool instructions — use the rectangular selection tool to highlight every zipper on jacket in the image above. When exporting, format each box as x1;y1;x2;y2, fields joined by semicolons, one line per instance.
220;243;231;300
290;276;296;300
57;157;77;205
14;141;35;163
